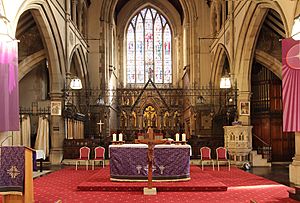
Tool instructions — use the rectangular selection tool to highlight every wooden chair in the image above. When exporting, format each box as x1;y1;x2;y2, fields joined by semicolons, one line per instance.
200;147;214;171
92;146;105;170
216;147;230;171
75;146;90;170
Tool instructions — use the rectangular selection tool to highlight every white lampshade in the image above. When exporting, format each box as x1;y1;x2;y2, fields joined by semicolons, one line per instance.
70;78;82;90
292;16;300;40
220;75;231;89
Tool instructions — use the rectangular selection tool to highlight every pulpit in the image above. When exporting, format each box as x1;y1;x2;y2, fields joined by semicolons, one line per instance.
223;125;252;165
0;146;34;203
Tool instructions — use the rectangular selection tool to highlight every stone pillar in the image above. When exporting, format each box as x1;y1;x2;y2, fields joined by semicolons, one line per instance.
49;91;65;164
77;1;82;32
216;4;221;31
72;0;77;25
290;132;300;185
66;0;71;15
237;91;251;125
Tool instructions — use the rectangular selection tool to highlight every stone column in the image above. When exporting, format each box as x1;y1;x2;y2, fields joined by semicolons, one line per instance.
290;132;300;185
237;91;251;125
77;0;83;32
49;91;65;164
183;23;190;82
216;4;221;31
66;0;71;16
72;0;77;25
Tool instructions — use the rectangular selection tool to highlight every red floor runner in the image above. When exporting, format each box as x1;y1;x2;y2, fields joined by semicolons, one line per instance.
77;166;227;192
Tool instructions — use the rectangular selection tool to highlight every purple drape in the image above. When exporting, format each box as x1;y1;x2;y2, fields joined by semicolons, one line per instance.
282;38;300;132
0;41;19;132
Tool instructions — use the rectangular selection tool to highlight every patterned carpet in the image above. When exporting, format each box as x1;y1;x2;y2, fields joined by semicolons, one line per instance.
77;166;227;191
0;165;298;203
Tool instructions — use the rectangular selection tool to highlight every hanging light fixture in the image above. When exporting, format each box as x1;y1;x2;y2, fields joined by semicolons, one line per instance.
292;15;300;40
70;77;82;90
220;70;231;89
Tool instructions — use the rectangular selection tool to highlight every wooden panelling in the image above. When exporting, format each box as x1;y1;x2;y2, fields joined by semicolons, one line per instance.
251;63;294;162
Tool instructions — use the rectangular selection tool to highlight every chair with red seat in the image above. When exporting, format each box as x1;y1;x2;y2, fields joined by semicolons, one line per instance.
92;146;105;170
216;147;230;171
200;147;214;171
75;146;90;170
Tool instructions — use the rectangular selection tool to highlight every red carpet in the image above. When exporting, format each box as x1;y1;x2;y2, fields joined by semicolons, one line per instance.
0;165;298;203
77;166;227;192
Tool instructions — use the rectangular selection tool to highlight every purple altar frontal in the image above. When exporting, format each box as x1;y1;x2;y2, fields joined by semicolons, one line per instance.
109;144;191;181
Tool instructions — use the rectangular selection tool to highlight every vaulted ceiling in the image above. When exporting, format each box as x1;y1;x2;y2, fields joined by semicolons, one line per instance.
115;0;184;23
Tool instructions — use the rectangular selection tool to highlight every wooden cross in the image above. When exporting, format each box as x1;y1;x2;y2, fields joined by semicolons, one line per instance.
137;127;167;191
97;120;104;133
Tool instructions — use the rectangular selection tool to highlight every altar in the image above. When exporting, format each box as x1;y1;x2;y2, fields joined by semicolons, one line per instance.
109;144;191;181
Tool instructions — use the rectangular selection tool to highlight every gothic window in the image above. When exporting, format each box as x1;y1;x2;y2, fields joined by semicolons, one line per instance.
126;7;172;84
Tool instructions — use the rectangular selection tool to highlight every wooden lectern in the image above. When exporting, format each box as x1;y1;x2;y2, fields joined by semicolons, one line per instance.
0;146;34;203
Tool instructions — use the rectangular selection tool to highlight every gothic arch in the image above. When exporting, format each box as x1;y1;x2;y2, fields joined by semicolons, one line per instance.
101;0;195;26
69;45;89;89
234;1;288;92
99;0;197;88
117;2;182;86
117;1;181;37
211;43;230;88
13;1;65;93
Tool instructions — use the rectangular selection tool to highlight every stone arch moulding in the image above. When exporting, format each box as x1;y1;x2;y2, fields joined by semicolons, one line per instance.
211;43;230;89
102;0;194;27
14;1;65;93
116;1;181;38
18;50;47;81
69;45;89;89
234;2;288;92
254;50;281;79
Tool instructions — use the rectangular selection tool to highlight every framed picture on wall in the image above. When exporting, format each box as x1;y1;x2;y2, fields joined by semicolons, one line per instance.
51;101;61;116
240;101;250;116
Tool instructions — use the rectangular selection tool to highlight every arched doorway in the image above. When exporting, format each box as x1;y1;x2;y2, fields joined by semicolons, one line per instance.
251;61;295;162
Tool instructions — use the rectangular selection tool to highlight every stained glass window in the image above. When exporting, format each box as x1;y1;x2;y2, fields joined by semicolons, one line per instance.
126;7;172;84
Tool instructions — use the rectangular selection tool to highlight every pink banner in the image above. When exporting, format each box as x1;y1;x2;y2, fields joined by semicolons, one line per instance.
282;38;300;132
0;41;19;132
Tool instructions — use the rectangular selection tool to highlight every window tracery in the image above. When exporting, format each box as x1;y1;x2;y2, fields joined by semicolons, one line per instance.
126;7;172;84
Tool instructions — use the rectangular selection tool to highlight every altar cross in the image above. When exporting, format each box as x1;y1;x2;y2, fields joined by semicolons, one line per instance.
97;120;104;133
137;127;167;195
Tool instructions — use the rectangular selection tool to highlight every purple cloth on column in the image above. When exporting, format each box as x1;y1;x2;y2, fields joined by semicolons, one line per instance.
0;146;25;192
0;41;19;132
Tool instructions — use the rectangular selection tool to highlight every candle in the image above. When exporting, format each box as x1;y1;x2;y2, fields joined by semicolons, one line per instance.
119;133;123;141
182;133;186;142
113;133;117;141
175;133;179;141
